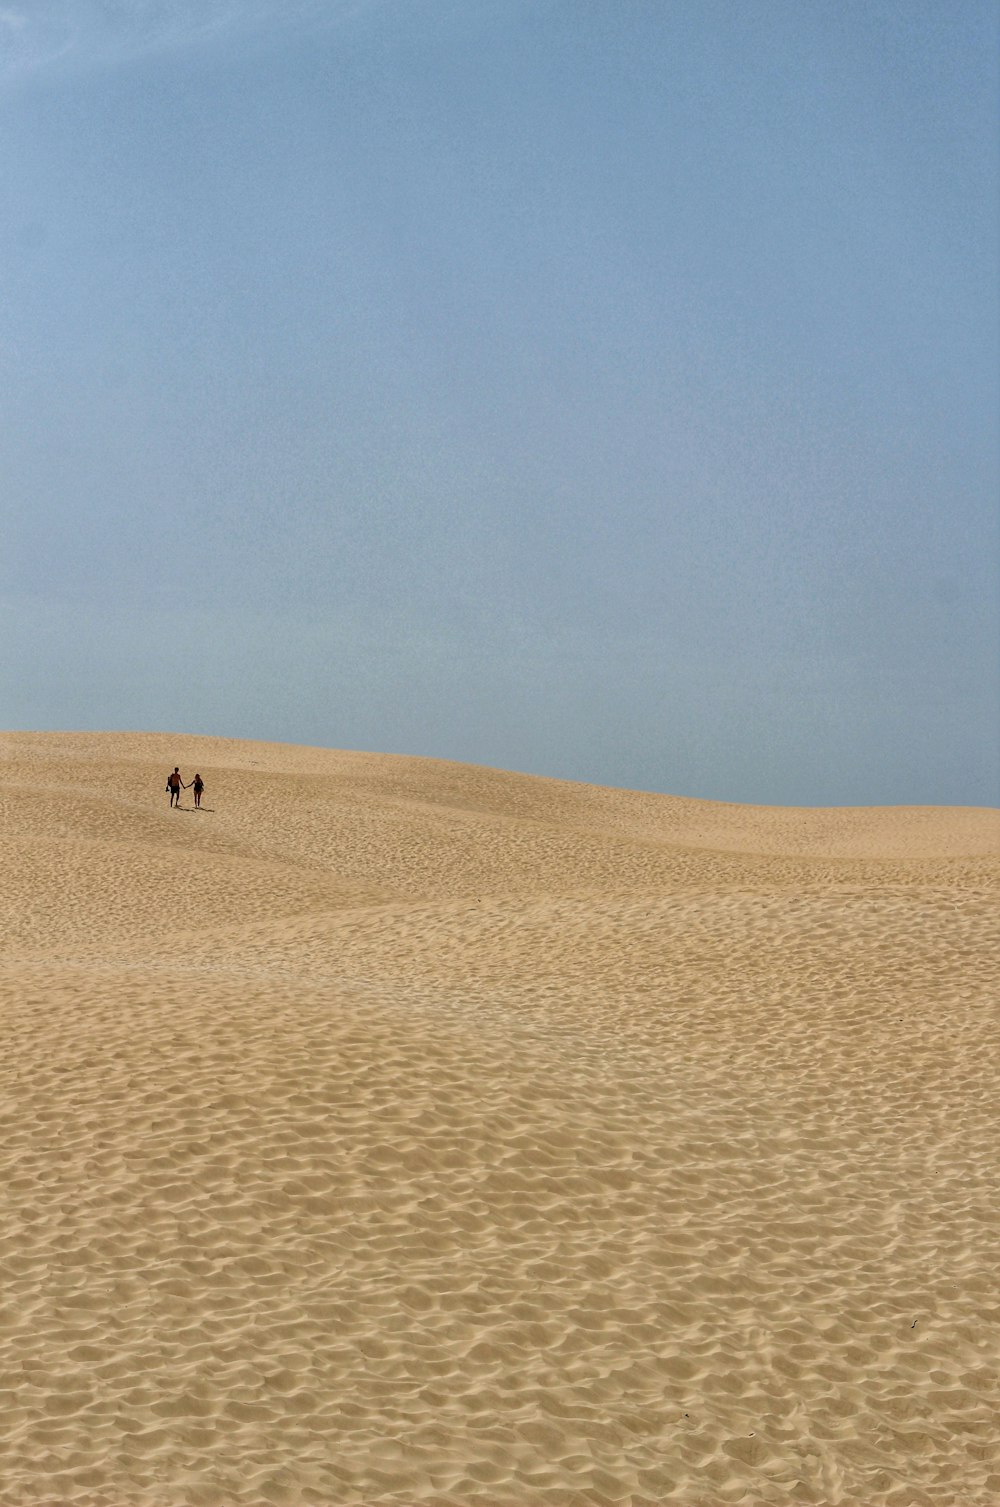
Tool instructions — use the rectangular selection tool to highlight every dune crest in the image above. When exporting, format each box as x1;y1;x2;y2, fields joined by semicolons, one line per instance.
2;731;998;1506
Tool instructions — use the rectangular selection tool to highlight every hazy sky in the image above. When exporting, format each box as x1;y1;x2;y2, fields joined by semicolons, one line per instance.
2;0;997;805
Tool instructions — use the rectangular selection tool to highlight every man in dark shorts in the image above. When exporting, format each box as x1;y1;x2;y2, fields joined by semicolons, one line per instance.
166;767;185;807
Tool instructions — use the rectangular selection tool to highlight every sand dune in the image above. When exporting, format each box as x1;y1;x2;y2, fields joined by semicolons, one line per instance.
1;731;997;1506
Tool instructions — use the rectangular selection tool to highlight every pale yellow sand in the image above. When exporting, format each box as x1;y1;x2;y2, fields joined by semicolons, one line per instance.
1;731;998;1507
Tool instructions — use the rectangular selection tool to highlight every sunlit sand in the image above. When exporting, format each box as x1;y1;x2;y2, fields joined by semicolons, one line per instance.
2;730;998;1506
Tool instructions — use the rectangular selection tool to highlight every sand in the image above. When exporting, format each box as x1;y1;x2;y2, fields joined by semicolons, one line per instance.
1;730;997;1507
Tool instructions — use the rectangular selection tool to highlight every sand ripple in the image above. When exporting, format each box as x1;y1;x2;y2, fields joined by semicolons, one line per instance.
0;732;997;1504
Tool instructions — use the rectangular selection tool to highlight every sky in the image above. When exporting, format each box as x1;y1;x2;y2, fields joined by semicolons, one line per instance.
1;0;997;806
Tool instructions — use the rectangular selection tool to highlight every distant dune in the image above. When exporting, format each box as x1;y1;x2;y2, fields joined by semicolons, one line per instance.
1;730;998;1506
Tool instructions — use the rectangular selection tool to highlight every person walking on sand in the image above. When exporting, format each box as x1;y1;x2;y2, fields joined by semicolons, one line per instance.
166;767;186;808
192;772;205;808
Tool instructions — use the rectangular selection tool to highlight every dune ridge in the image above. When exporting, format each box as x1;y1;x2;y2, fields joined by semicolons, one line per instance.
1;730;998;1506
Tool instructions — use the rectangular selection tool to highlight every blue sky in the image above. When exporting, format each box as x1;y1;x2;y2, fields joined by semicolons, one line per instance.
2;0;997;805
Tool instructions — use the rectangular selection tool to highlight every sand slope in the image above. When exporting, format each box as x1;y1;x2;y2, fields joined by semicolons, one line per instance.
1;731;998;1507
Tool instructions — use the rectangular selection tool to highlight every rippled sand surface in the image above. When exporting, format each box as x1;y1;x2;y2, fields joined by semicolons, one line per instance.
1;730;998;1506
